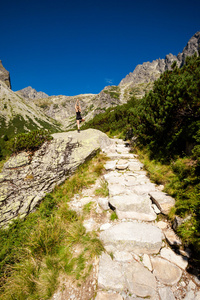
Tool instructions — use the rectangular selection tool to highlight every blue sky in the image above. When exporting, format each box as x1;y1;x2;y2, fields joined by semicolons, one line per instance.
1;0;199;96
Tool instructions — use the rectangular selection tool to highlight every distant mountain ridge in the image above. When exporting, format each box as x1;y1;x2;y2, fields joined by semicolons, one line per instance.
119;31;200;98
0;31;199;136
16;86;49;100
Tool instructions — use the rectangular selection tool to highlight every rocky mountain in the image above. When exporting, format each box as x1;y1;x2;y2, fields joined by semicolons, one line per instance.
119;31;200;98
16;86;49;100
0;31;199;135
0;60;11;89
30;31;200;128
0;80;61;138
31;85;122;130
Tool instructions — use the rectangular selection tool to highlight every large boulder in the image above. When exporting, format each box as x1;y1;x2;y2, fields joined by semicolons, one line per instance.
0;129;114;227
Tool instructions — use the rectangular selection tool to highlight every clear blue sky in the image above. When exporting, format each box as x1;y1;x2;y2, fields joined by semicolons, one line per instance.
1;0;199;96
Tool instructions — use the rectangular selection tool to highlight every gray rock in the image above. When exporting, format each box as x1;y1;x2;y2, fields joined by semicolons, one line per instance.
0;60;11;88
160;247;188;270
108;184;127;196
156;221;168;230
116;159;129;170
104;160;117;171
0;129;114;227
195;291;200;300
109;194;157;221
16;86;49;100
152;204;161;214
98;253;157;298
142;254;153;271
164;228;182;246
125;259;157;298
98;253;125;291
158;287;175;300
151;256;182;285
131;183;156;195
95;291;123;300
149;191;175;214
97;197;109;210
128;161;143;171
100;222;163;254
184;290;195;300
113;251;133;262
187;280;196;290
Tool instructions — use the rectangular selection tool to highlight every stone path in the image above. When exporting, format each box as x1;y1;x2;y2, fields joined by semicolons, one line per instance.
55;139;200;299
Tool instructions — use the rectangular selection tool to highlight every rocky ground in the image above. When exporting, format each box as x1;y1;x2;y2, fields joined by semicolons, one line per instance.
52;138;200;300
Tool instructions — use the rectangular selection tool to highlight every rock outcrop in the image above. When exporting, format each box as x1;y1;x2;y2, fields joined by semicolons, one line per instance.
16;86;49;100
0;129;114;227
0;60;11;88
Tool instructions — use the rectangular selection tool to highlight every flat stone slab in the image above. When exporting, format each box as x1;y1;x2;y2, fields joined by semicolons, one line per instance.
108;184;127;196
104;160;117;171
100;222;163;254
109;194;157;221
98;253;157;298
130;183;156;195
116;159;129;170
151;256;182;285
128;161;143;171
149;191;175;214
160;247;188;270
164;228;182;246
159;287;175;300
98;253;125;291
95;291;123;300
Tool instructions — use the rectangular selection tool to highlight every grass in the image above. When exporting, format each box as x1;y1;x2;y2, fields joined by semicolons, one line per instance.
136;147;200;258
94;180;109;197
110;211;118;221
0;152;107;300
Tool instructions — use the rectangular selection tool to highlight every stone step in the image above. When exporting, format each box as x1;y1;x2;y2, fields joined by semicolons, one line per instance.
100;222;163;254
98;253;158;299
109;193;157;221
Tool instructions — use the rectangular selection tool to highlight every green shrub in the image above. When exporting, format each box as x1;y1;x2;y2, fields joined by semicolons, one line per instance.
7;129;53;154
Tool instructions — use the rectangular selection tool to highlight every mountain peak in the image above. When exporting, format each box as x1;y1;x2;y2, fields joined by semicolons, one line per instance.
0;60;11;89
119;31;200;98
16;86;49;100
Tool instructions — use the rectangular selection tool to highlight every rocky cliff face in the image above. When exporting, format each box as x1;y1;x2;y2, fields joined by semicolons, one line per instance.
16;86;49;100
0;60;11;88
119;31;200;98
0;129;114;227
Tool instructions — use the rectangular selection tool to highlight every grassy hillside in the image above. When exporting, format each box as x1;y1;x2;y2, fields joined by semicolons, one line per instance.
0;153;107;300
0;81;62;159
82;53;200;257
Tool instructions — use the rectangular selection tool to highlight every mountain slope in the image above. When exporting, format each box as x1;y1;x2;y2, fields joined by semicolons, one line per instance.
1;31;199;135
30;85;122;130
119;31;200;99
27;31;200;129
0;80;61;138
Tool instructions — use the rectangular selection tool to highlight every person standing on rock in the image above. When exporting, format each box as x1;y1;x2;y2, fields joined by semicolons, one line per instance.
75;99;84;133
